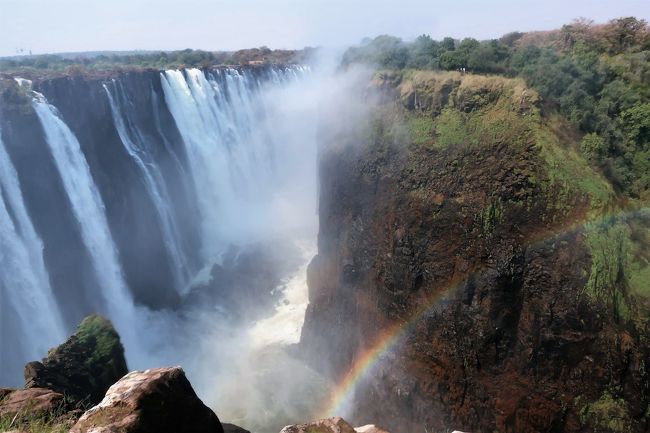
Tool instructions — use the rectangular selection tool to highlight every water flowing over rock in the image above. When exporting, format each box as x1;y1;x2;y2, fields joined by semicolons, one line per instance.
32;93;136;332
0;130;65;383
70;366;224;433
24;315;127;407
0;65;314;387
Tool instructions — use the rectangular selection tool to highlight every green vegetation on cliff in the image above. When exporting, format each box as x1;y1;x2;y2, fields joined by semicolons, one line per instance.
370;70;614;215
579;390;633;433
25;314;127;407
345;17;650;199
584;211;650;324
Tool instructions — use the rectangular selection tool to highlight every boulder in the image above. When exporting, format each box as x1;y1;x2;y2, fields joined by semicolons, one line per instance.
24;314;127;407
280;417;356;433
70;366;223;433
354;425;390;433
222;423;252;433
0;387;64;418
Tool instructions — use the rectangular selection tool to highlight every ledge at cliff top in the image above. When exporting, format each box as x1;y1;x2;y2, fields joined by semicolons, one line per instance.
24;314;128;407
70;366;224;433
280;417;391;433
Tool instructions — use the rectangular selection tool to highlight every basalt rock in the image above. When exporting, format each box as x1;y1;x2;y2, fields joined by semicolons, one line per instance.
70;366;224;433
24;314;127;407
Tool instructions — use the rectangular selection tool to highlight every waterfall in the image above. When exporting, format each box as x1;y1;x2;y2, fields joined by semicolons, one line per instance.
160;67;301;260
0;131;65;384
32;97;134;325
103;80;191;292
1;67;320;413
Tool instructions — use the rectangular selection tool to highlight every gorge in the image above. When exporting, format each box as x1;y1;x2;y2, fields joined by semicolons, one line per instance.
0;64;325;431
1;17;650;433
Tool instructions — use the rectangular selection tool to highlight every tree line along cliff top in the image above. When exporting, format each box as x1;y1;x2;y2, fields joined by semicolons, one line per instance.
0;46;313;78
344;17;649;201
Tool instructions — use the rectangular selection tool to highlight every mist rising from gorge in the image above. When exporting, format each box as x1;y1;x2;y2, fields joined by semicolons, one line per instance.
0;48;376;432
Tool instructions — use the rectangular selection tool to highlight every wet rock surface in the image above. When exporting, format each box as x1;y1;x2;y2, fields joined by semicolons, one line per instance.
70;366;223;433
24;314;127;407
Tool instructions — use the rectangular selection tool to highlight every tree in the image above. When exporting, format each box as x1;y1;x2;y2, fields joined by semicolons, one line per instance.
407;34;440;69
581;133;607;162
441;37;456;51
603;17;649;53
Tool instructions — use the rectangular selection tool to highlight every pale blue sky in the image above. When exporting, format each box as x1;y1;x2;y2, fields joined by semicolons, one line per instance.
0;0;648;56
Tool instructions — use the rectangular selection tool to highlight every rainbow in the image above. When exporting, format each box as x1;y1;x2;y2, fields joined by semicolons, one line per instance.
319;277;464;418
318;205;650;419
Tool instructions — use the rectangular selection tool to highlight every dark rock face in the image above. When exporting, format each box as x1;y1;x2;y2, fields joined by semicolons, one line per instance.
70;366;224;433
0;79;99;336
301;75;650;432
24;315;127;407
32;72;196;309
222;423;252;433
187;240;303;322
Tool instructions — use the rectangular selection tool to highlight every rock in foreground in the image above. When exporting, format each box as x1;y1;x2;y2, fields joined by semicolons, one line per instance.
280;417;389;433
70;366;224;433
222;423;252;433
354;425;390;433
0;387;63;419
24;314;127;407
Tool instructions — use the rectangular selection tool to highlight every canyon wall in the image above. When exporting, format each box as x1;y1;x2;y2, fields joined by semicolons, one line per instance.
302;71;650;433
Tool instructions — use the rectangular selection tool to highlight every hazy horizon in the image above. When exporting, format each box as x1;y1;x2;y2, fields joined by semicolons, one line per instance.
1;0;649;57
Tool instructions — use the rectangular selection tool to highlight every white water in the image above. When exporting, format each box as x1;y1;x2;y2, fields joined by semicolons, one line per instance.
160;68;307;260
32;98;135;330
5;64;334;430
103;81;192;292
0;131;65;367
249;240;315;348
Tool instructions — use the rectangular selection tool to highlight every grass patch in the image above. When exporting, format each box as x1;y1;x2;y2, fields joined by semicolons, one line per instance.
432;108;468;149
534;119;614;212
407;114;435;147
584;212;650;323
0;416;69;433
0;396;73;433
579;390;632;433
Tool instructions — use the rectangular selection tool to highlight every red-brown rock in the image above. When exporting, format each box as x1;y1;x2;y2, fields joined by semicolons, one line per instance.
70;366;223;433
0;387;64;418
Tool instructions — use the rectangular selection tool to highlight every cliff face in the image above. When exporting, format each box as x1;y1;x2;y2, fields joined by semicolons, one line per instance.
0;65;285;318
0;71;192;315
302;71;650;433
